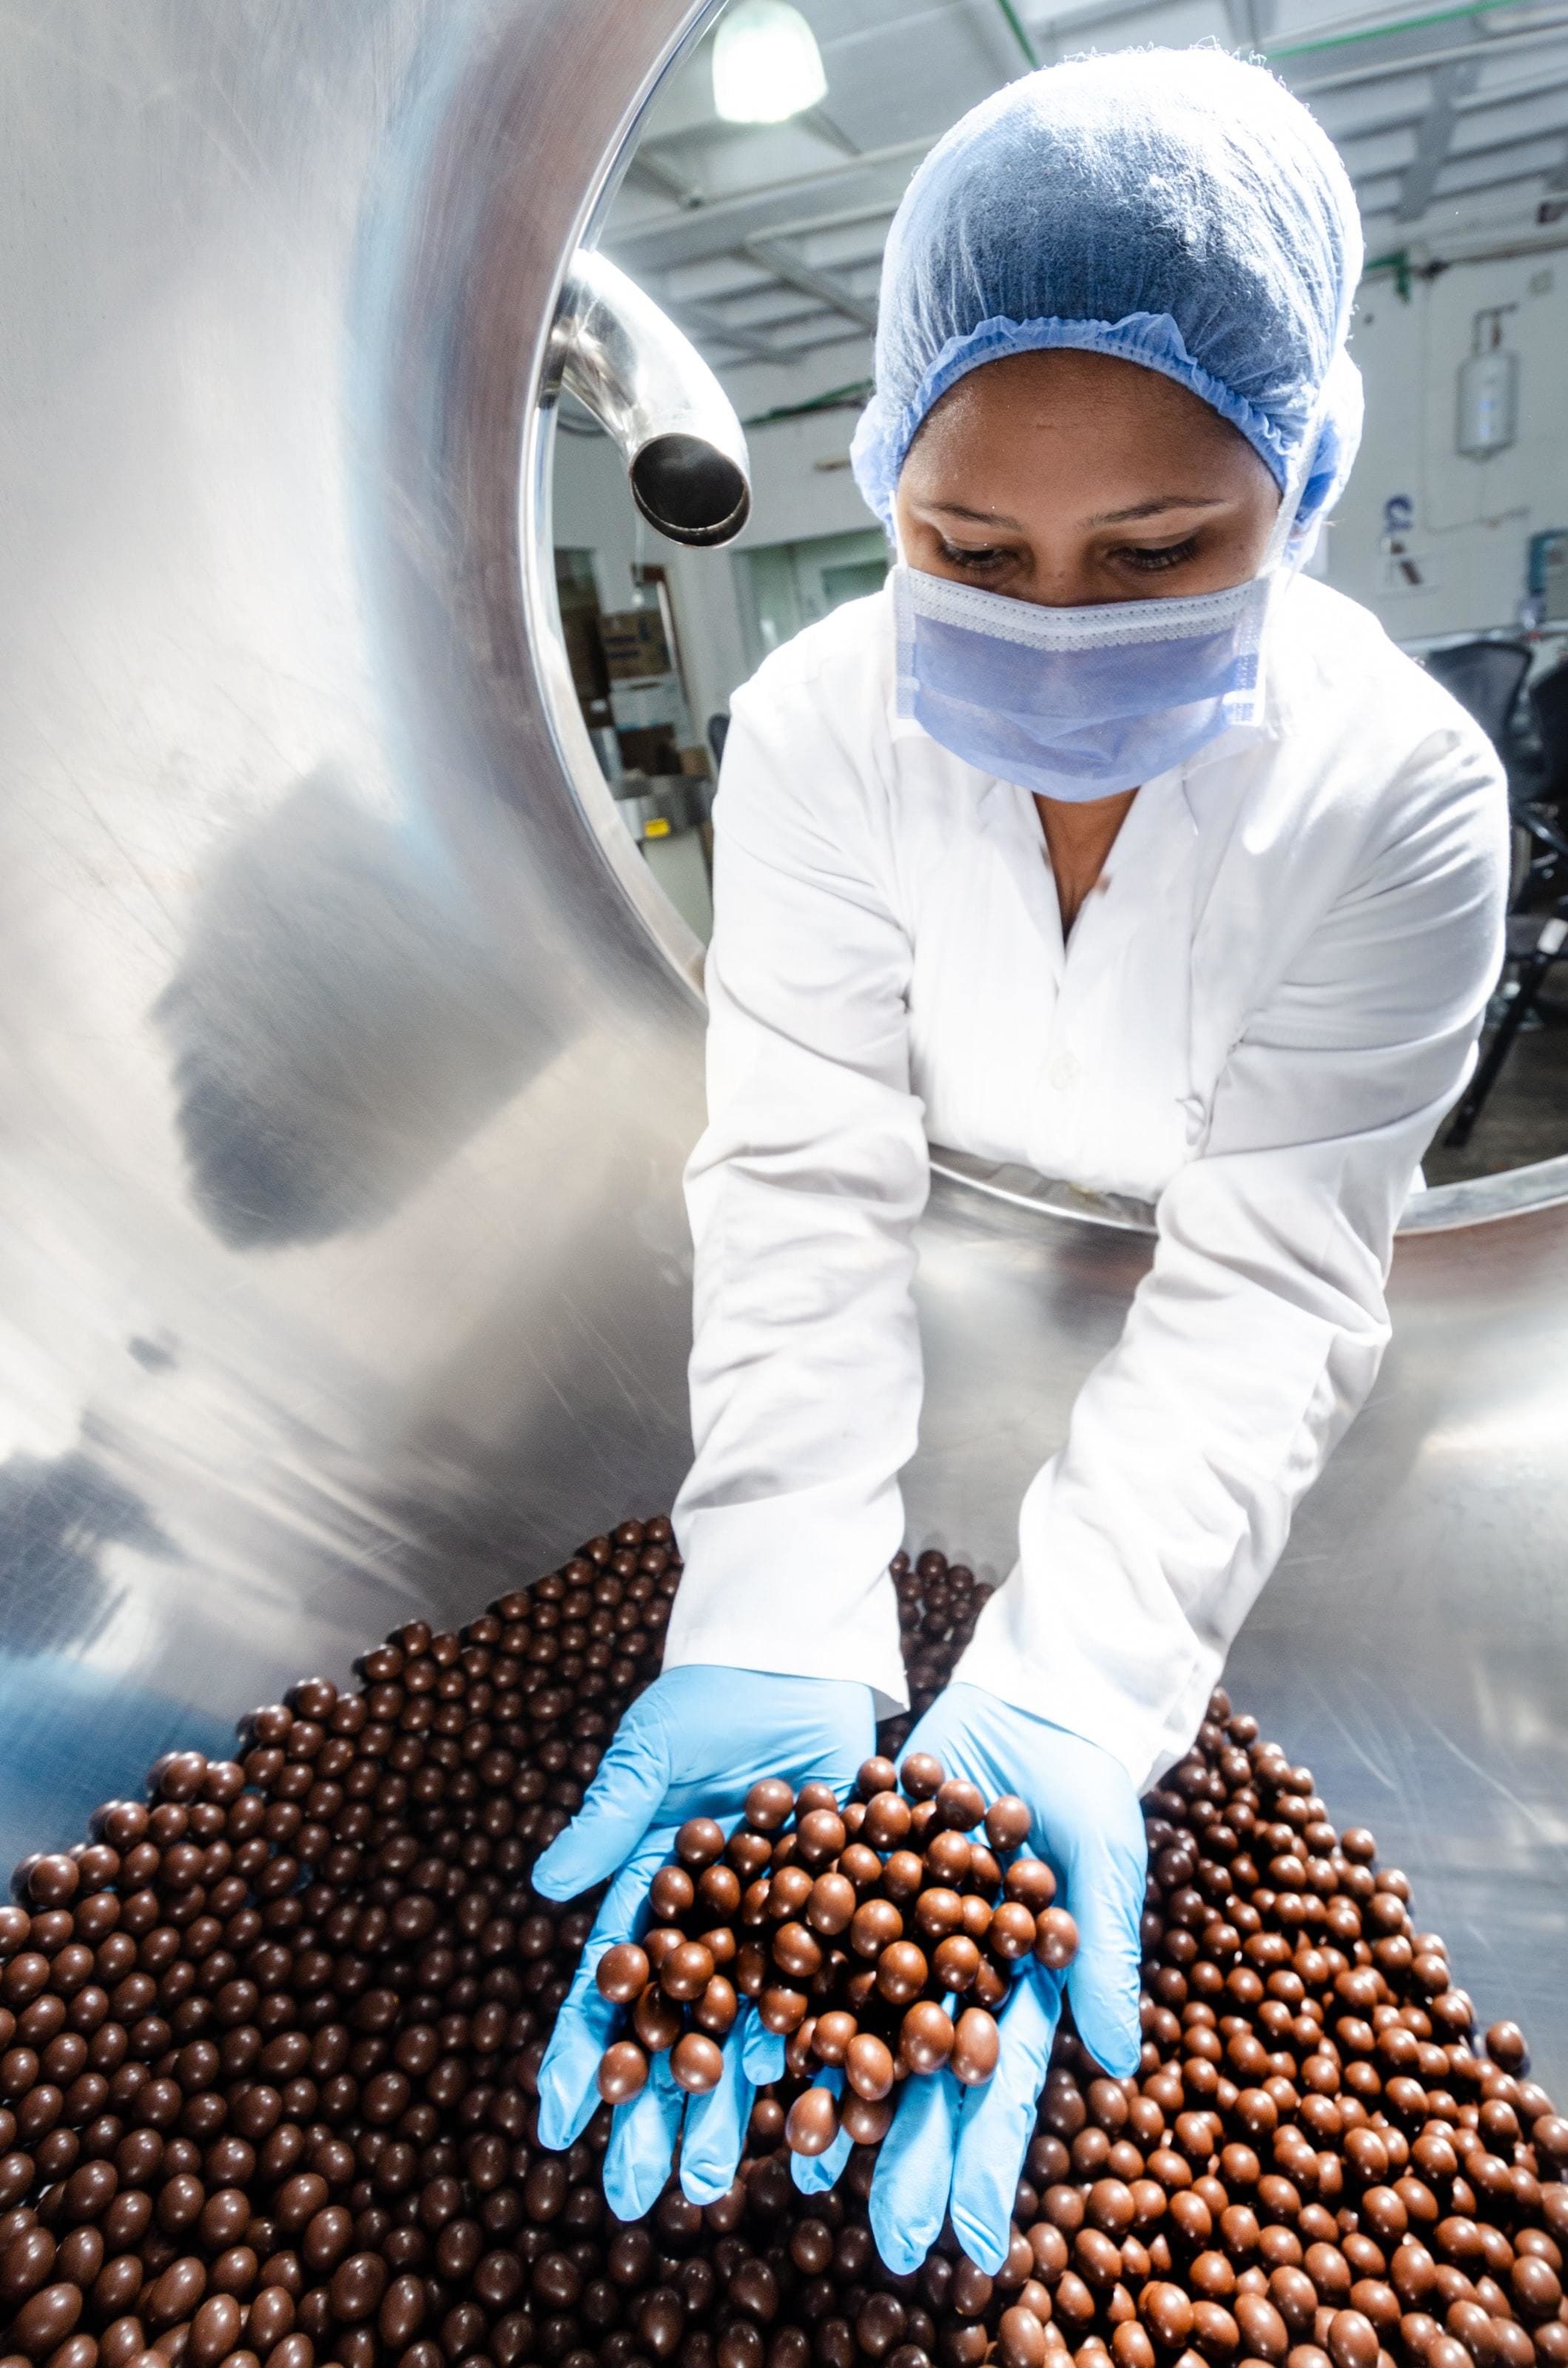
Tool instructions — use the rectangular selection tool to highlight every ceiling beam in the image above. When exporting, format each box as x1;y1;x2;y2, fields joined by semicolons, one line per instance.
664;297;790;363
1224;0;1276;46
1362;152;1567;223
797;104;865;159
744;238;880;331
1293;16;1568;97
611;147;932;278
1423;117;1568;183
761;197;906;244
1315;65;1568;151
626;149;704;210
1396;58;1479;222
1431;128;1568;196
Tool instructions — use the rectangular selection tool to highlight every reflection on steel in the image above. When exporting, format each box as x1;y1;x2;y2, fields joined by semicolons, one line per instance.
0;0;718;1864
1;0;1564;2088
933;1140;1568;1238
548;251;752;545
929;1146;1160;1234
908;1185;1568;2093
1396;1150;1568;1231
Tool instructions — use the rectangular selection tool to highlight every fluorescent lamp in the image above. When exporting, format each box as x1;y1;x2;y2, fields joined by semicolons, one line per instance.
713;0;828;125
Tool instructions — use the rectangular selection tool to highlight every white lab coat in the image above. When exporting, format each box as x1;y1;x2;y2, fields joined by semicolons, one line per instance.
663;576;1508;1791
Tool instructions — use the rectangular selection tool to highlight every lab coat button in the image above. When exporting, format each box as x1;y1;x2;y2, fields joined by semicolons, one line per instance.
1049;1052;1079;1090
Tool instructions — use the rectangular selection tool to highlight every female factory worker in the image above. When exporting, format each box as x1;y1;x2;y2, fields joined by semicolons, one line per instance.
534;47;1507;2268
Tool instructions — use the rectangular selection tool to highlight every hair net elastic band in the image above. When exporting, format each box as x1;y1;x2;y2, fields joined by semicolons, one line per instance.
851;309;1295;531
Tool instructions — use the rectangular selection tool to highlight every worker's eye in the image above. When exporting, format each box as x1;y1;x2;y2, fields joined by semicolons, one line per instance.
1117;536;1200;574
936;540;1012;573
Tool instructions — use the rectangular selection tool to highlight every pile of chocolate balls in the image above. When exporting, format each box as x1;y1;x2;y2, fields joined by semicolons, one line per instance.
1;1524;1564;2368
596;1758;1079;2153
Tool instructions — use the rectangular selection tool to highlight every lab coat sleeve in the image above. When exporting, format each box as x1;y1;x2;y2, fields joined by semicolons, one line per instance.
663;675;929;1714
954;728;1509;1792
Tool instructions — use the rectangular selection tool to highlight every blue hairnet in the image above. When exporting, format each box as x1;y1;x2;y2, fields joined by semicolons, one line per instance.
851;47;1365;549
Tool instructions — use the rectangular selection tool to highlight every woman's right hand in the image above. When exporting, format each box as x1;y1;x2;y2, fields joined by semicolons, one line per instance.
530;1665;875;2218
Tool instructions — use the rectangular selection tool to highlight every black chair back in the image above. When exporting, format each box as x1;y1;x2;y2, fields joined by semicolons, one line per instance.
707;712;730;770
1531;657;1568;805
1422;638;1532;750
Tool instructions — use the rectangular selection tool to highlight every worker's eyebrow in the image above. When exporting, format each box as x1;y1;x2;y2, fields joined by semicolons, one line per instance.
927;501;1026;529
1084;494;1229;525
926;494;1230;530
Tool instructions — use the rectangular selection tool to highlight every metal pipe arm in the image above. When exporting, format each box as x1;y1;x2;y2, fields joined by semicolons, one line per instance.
547;249;751;547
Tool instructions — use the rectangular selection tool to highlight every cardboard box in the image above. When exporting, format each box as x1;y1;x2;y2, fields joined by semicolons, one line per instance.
599;608;673;682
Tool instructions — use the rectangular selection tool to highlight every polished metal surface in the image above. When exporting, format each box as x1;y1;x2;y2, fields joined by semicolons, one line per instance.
908;1184;1568;2095
1;0;1565;2093
0;0;719;1852
549;250;752;545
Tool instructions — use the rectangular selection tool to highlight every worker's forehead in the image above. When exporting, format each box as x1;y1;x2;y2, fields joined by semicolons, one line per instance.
911;352;1247;457
900;354;1270;514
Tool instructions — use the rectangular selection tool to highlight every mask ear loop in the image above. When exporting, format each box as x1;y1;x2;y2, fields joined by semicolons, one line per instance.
1227;388;1331;750
1260;389;1329;579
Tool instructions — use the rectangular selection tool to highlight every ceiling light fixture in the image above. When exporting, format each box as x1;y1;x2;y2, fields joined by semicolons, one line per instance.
713;0;828;125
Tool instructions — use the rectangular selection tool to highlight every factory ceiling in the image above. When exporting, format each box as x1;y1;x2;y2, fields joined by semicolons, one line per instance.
600;1;1568;387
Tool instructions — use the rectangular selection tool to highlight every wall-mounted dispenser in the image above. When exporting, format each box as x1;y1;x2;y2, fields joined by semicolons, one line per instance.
1456;305;1519;458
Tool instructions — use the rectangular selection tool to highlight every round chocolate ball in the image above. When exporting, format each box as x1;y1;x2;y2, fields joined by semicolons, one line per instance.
743;1778;795;1832
934;1933;983;1994
1034;1908;1079;1971
661;1941;716;2002
595;1943;650;2005
675;1817;726;1871
900;2002;955;2075
846;2032;895;2102
989;1902;1037;1962
863;1793;913;1851
938;2005;995;2088
598;2042;649;2104
984;1796;1032;1854
670;2033;724;2094
875;1940;929;2005
901;1754;945;1800
784;2087;841;2157
997;2307;1048;2368
933;1779;985;1834
1484;2020;1529;2073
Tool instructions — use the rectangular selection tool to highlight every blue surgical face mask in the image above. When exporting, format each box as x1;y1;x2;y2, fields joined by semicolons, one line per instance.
892;565;1273;800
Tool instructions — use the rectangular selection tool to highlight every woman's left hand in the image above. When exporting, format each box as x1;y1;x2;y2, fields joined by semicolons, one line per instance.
864;1682;1148;2275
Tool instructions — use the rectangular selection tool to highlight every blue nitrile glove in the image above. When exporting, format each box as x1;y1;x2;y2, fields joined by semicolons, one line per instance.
867;1681;1147;2278
531;1665;875;2216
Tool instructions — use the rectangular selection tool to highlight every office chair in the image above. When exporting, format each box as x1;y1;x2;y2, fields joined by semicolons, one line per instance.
1421;638;1532;756
1444;652;1568;1147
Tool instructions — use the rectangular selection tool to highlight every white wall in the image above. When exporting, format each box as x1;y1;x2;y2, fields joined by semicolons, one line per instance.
1322;245;1568;642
